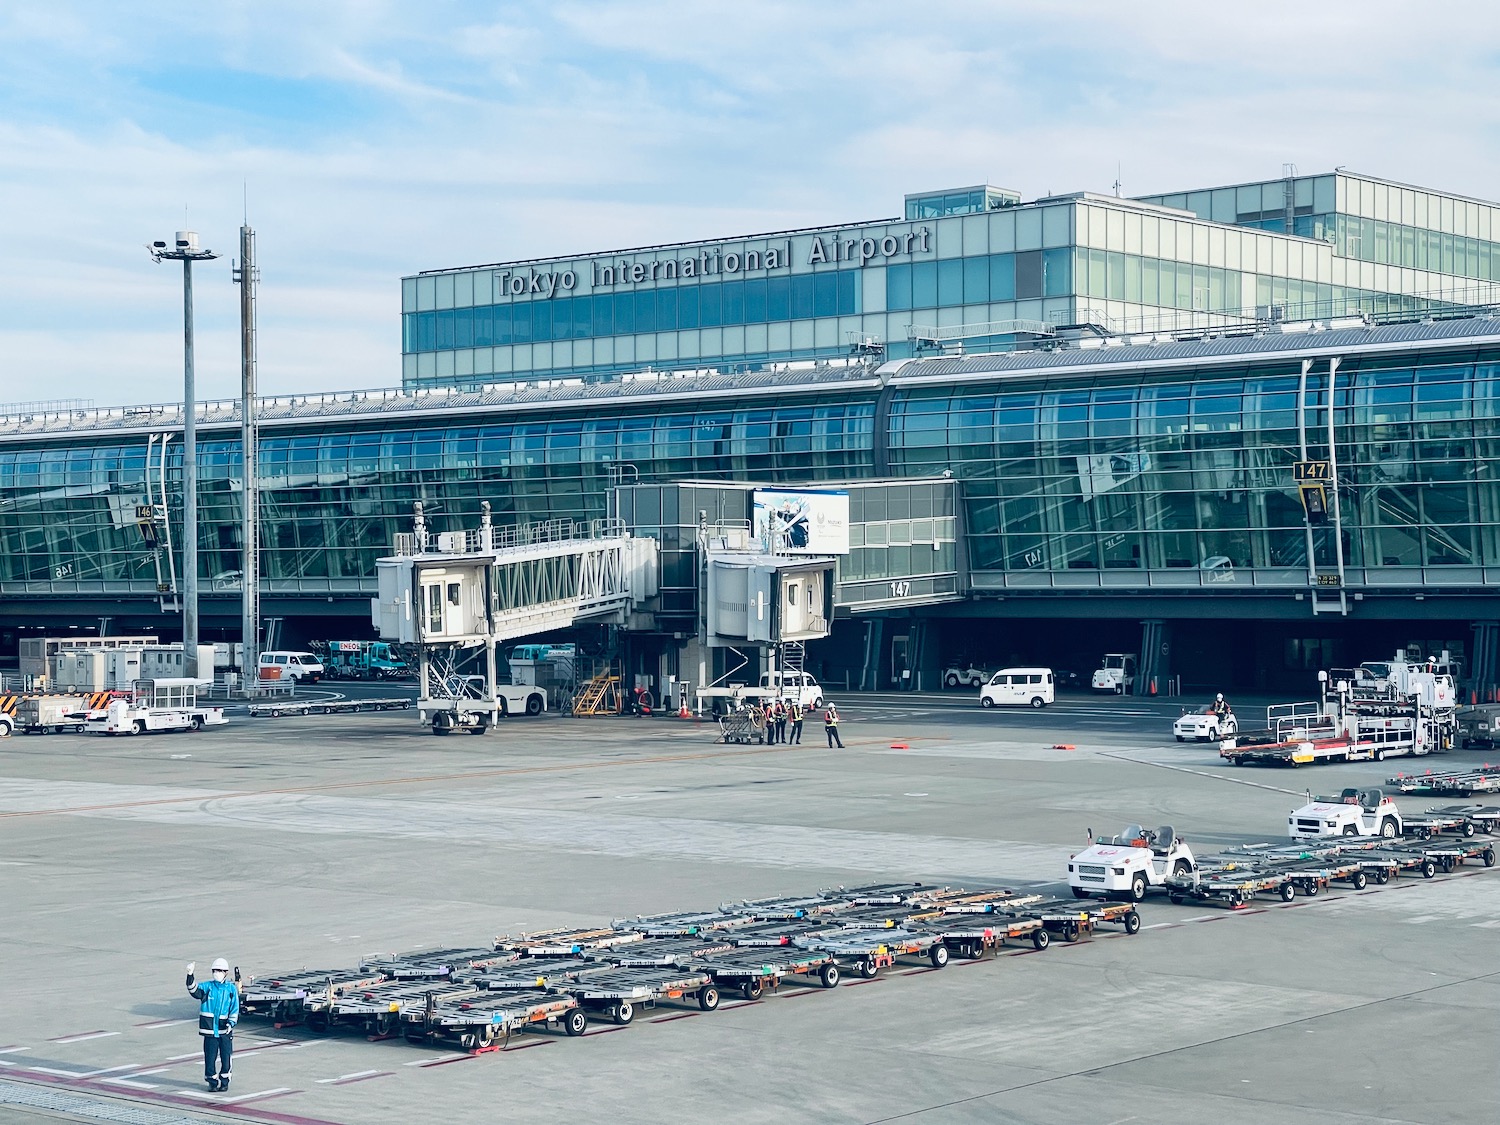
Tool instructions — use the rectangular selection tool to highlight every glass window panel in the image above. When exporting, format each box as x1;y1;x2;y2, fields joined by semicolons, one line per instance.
766;276;790;321
989;254;1016;301
886;263;912;311
656;288;678;331
838;270;858;315
744;278;769;323
791;274;814;319
1015;250;1043;299
722;281;744;325
962;256;989;304
912;261;937;309
937;258;964;306
700;283;722;327
677;285;699;329
1043;247;1072;296
813;271;838;317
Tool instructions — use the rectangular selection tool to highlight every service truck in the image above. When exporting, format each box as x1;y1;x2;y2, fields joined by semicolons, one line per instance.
1091;654;1137;694
1288;788;1402;840
84;679;228;735
1067;824;1196;902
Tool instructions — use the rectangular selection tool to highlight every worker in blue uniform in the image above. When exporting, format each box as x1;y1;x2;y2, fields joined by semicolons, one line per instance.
186;958;239;1091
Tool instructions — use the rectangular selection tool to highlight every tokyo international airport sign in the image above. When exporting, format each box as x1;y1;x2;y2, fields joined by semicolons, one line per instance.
753;489;850;556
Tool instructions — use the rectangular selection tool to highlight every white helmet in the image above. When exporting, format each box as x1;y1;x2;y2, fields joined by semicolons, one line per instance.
211;958;230;973
1216;693;1223;701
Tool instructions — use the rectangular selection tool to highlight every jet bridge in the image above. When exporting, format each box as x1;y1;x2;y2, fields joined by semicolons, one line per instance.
372;502;657;733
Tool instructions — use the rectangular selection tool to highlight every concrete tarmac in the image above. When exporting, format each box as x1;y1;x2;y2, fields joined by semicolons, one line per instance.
1;692;1496;1125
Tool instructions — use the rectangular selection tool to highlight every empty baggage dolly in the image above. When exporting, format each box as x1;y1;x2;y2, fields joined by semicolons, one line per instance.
690;946;842;998
562;965;723;1025
797;925;950;977
326;978;483;1036
240;968;386;1025
405;989;587;1048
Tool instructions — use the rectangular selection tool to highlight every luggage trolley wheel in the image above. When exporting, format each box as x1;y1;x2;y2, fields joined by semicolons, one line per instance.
818;963;840;989
1061;921;1081;943
305;1012;330;1035
1375;868;1391;884
612;1001;634;1026
1279;882;1296;902
928;942;949;968
1484;848;1496;868
741;978;764;1001
1123;909;1141;935
697;985;720;1012
1421;858;1437;879
563;1009;588;1037
1300;881;1318;897
1349;870;1368;890
859;959;880;979
1031;928;1050;951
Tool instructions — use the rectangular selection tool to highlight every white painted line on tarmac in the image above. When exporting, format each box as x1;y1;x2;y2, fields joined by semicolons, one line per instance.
135;1019;192;1030
317;1070;383;1084
0;1047;31;1055
99;1078;160;1090
405;1053;465;1067
164;1052;201;1062
50;1031;119;1045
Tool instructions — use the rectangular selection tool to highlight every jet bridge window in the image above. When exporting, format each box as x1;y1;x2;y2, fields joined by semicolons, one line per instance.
427;584;444;634
448;581;462;606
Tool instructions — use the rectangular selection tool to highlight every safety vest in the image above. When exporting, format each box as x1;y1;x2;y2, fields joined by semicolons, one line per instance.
824;708;838;726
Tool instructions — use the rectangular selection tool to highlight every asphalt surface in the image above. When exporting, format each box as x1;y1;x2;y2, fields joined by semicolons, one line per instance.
1;690;1496;1125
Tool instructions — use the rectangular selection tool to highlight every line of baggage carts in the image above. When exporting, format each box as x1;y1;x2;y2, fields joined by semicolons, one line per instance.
236;884;1143;1052
1167;830;1496;908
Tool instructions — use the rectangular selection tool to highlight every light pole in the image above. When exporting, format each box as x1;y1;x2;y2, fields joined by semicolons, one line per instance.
149;231;219;680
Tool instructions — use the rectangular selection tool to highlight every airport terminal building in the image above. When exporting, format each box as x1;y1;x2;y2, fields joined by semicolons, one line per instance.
5;169;1500;693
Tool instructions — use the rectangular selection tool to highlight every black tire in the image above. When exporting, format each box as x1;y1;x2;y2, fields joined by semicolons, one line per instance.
929;943;949;968
1169;894;1184;905
1116;684;1124;695
563;1009;587;1037
1129;873;1147;903
1380;819;1398;839
741;979;764;1000
1350;870;1368;890
1031;928;1049;950
859;959;879;979
1123;910;1141;935
1375;868;1391;884
1342;825;1358;837
698;986;719;1012
191;716;204;731
1302;881;1318;897
1421;858;1436;878
133;719;146;735
613;1001;634;1025
305;1011;330;1035
1062;921;1081;943
981;697;995;708
526;694;543;716
1484;848;1495;868
1029;696;1044;709
1279;881;1295;902
1175;735;1184;742
1463;821;1476;838
944;674;959;689
1173;860;1191;878
819;963;840;988
1071;886;1090;899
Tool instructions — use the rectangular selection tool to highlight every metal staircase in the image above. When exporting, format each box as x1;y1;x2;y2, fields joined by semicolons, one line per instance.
572;663;622;717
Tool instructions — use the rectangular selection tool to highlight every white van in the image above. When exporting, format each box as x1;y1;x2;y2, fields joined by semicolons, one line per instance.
258;651;325;683
980;668;1054;709
755;671;824;709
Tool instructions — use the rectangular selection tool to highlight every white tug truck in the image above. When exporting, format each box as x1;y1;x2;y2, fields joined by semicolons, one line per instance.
1091;654;1137;694
1067;824;1196;902
1288;787;1402;840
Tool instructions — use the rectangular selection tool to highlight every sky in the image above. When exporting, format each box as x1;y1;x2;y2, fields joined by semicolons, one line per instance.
1;0;1498;409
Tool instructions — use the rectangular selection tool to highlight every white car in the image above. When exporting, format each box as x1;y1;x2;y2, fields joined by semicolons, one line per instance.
1173;708;1238;741
943;665;989;689
1067;825;1196;902
980;668;1053;709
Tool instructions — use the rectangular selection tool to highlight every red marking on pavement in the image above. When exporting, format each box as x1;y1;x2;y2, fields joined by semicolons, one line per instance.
5;1071;335;1125
418;1054;476;1068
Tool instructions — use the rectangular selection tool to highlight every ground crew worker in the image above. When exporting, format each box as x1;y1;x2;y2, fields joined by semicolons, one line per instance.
824;702;843;748
772;699;788;744
187;959;239;1092
1212;693;1230;721
788;701;804;744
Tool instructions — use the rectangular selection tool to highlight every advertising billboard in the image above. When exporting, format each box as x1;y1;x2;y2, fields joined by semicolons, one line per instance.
752;488;849;555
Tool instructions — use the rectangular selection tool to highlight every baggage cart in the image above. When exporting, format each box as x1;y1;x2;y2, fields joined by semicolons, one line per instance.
326;978;482;1036
795;925;951;978
405;989;586;1049
716;708;766;744
691;946;842;998
562;965;723;1025
239;968;386;1025
496;926;645;957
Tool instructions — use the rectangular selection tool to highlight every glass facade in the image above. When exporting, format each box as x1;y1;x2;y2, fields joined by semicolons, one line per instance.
7;337;1500;597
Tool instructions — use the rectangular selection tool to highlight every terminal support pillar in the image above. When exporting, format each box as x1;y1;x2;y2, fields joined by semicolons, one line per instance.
1137;619;1171;696
1471;621;1500;704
